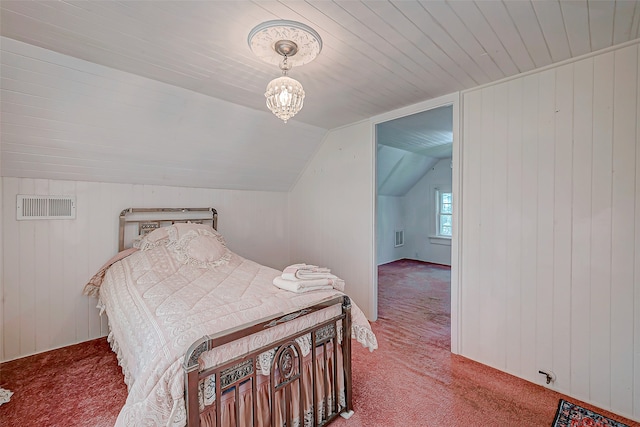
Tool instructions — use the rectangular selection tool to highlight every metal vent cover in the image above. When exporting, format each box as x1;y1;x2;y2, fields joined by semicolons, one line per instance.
394;229;404;247
17;195;76;220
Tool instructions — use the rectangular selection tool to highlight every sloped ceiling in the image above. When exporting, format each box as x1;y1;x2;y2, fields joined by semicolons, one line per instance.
377;145;440;196
0;37;328;191
378;105;453;158
1;1;639;191
377;105;452;196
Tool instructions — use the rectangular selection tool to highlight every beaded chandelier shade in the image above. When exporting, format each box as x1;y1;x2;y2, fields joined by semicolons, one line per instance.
248;20;322;123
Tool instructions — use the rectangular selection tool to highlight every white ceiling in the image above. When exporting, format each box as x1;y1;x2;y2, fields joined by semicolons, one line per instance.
377;105;452;196
377;105;453;158
1;1;639;192
377;144;440;196
2;1;639;130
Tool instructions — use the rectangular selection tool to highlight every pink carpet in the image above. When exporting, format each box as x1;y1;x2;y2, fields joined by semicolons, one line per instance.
0;337;126;426
331;259;636;427
0;259;636;426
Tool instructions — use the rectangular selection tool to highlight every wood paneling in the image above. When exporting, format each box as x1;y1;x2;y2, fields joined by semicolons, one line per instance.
505;78;524;375
610;44;637;415
570;58;593;401
3;178;20;361
289;121;375;321
1;178;290;361
461;42;640;421
536;69;555;387
552;63;574;392
520;73;539;381
0;37;327;193
530;1;571;63
1;1;638;130
460;89;482;361
491;81;509;367
590;50;615;408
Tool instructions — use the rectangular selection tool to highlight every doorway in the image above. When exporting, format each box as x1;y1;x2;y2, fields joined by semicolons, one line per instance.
372;94;460;354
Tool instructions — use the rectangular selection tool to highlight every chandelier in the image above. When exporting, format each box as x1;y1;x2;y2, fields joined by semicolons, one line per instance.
248;20;322;123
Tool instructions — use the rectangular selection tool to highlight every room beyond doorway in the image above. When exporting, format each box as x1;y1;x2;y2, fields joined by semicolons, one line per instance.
373;95;459;353
375;105;453;267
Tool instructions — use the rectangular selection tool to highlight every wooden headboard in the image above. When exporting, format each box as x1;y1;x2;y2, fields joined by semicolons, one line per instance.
118;207;218;251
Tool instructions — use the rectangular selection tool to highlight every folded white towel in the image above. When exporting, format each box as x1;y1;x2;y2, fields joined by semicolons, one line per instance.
273;276;346;293
273;276;333;293
282;263;333;281
332;278;345;292
296;270;336;280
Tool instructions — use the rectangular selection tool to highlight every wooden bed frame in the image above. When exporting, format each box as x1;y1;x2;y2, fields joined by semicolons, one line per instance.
118;208;353;427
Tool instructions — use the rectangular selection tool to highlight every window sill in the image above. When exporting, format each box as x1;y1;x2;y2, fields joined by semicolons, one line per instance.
429;236;451;246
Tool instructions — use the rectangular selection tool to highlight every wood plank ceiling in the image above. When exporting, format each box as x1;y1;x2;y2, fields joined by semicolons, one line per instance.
1;1;639;192
2;1;639;130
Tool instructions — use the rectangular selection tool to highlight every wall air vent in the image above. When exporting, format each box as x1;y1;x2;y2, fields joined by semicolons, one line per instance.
394;229;404;247
17;195;76;220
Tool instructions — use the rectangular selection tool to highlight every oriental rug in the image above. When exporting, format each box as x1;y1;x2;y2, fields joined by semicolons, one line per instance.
553;399;630;427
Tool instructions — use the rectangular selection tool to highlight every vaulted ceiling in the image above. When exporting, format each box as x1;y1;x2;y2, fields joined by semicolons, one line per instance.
1;1;639;191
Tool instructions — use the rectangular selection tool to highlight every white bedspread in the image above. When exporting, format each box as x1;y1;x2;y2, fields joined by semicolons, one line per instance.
98;245;377;427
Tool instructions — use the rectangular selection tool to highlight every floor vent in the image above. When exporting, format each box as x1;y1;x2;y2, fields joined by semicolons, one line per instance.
17;195;76;220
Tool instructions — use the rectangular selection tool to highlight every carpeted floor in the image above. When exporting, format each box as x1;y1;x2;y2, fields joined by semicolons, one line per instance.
333;259;636;427
0;338;126;426
0;259;636;426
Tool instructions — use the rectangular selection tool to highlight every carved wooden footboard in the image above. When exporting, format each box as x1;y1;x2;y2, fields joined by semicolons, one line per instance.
183;295;353;427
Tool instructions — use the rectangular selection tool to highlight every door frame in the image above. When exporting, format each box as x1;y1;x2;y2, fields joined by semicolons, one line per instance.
370;92;462;354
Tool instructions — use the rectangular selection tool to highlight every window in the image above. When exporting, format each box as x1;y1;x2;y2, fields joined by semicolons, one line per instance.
437;191;452;237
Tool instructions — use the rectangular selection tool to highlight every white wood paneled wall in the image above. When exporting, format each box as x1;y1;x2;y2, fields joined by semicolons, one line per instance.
461;42;640;421
1;177;290;362
289;121;375;321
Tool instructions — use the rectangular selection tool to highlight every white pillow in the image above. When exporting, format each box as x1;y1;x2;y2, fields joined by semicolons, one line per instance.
169;228;231;268
135;227;171;250
136;223;226;251
136;223;230;268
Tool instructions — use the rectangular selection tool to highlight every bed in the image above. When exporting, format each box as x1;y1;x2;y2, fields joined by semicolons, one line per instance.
84;207;377;427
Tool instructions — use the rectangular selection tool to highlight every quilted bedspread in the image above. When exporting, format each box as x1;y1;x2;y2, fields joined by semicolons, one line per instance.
98;244;377;427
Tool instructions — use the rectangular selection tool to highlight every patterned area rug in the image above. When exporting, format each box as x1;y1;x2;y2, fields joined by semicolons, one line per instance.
552;399;629;427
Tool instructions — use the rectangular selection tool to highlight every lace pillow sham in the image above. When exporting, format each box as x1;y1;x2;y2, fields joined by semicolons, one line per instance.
136;223;230;268
134;227;170;250
169;227;231;268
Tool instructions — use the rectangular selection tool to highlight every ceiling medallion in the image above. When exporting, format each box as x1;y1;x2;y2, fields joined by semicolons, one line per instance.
248;20;323;123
